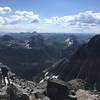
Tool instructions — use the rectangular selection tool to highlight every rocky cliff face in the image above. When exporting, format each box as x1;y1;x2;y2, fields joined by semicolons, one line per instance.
57;35;100;90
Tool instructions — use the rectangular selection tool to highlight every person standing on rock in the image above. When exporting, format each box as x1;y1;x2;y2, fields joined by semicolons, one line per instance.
1;65;10;85
0;68;2;87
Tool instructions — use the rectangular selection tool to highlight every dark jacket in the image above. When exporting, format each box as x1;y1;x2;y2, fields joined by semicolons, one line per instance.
1;67;8;76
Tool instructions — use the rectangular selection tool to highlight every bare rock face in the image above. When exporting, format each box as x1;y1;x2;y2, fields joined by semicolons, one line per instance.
0;86;8;100
0;77;50;100
47;79;88;100
47;79;100;100
6;84;29;100
56;35;100;90
47;79;69;100
76;89;100;100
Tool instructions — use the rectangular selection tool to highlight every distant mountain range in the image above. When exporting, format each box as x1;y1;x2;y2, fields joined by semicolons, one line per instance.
0;33;93;80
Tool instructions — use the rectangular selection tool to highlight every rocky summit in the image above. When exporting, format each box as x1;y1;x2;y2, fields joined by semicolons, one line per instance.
0;77;100;100
0;77;50;100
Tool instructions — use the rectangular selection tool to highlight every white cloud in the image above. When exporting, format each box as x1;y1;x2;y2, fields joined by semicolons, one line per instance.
0;9;40;25
45;16;60;24
15;11;40;23
0;8;100;33
44;11;100;28
0;7;40;32
0;7;12;14
0;16;5;24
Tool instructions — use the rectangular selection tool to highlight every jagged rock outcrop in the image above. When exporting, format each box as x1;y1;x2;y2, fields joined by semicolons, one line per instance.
47;79;69;100
0;80;30;100
0;79;50;100
76;89;100;100
7;84;29;100
47;79;100;100
0;63;49;100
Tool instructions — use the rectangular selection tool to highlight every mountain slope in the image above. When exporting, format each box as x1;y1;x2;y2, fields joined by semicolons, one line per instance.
0;33;91;80
46;35;100;89
57;35;100;89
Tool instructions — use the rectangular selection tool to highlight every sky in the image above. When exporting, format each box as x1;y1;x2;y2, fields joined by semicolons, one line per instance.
0;0;100;33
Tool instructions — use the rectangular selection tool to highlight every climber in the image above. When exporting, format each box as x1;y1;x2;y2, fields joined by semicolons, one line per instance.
1;66;10;85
